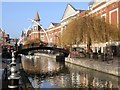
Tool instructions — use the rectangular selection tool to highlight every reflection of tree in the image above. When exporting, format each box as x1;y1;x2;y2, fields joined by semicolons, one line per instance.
62;16;119;52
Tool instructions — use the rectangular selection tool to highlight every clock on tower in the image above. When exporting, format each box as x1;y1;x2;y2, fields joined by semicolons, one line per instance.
34;26;37;30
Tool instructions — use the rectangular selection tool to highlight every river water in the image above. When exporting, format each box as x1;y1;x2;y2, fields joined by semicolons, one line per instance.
22;56;120;89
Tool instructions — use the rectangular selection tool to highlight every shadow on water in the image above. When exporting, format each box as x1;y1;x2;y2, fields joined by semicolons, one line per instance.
21;55;120;89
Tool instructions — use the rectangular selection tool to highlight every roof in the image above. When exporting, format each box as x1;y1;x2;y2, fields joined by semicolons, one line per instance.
51;22;59;26
61;3;85;22
48;22;59;29
27;30;31;36
34;11;40;21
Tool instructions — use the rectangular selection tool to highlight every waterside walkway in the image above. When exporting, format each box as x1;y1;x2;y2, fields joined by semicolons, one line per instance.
1;57;33;90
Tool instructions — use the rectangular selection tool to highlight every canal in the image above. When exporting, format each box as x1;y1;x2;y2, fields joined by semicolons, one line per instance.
22;55;120;89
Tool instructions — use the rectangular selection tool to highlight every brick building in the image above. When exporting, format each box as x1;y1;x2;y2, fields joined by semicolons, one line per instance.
29;11;41;40
87;0;120;52
45;22;61;46
20;1;120;51
47;1;120;52
89;0;120;27
44;4;85;47
20;11;44;45
0;28;10;47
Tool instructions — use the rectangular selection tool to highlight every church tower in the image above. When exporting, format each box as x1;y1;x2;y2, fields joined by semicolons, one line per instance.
32;11;41;31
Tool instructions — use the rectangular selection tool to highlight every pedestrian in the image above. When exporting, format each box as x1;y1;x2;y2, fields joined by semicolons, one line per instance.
98;48;101;55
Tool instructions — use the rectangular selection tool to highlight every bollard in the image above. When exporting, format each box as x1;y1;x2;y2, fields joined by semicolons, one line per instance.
8;51;20;89
10;51;16;65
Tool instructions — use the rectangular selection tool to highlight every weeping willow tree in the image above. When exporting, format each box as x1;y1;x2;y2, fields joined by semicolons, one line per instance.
61;16;119;52
56;32;62;47
61;18;79;47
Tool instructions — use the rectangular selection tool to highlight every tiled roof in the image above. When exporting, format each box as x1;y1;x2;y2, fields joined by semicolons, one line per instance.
51;22;59;26
27;30;31;35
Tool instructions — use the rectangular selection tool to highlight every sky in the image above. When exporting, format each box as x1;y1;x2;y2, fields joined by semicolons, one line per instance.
1;1;91;38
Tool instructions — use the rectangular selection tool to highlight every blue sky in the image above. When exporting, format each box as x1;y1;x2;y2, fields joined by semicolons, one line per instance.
1;2;90;38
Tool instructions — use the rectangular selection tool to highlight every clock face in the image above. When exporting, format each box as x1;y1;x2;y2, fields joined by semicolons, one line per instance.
34;26;37;30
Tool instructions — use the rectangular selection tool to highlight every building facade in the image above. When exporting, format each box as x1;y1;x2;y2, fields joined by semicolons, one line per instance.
0;28;10;47
20;11;44;45
20;1;120;52
87;0;120;52
89;0;120;27
45;22;61;46
45;4;85;47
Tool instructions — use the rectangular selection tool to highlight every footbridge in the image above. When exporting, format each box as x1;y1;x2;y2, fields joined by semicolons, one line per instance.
15;46;69;57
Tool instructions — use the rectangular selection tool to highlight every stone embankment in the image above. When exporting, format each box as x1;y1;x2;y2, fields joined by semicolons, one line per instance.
34;53;120;77
34;53;56;60
65;57;120;77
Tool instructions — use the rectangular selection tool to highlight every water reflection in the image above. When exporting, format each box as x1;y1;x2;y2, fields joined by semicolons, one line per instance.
66;63;120;89
21;56;61;74
22;56;120;89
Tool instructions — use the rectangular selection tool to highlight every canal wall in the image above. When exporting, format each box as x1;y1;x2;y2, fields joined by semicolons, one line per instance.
34;53;56;60
34;53;120;77
65;57;119;77
19;69;33;89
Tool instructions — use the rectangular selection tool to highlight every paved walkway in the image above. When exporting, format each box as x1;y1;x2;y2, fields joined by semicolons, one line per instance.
0;55;8;90
82;57;119;68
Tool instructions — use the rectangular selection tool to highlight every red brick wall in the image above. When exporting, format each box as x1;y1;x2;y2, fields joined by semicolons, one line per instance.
92;2;106;10
111;11;117;26
89;1;119;26
44;26;61;45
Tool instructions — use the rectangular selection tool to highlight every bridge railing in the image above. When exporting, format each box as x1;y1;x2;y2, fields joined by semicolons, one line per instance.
19;42;48;50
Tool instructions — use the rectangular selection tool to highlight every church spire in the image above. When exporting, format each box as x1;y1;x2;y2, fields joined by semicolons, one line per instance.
34;11;40;21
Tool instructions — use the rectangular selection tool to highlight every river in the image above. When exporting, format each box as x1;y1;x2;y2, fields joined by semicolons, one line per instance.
22;55;120;89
